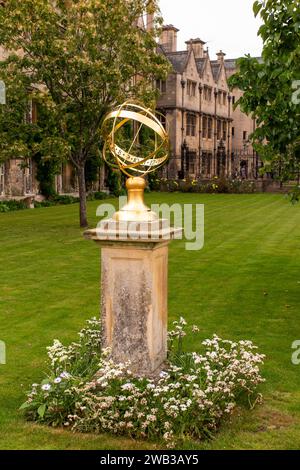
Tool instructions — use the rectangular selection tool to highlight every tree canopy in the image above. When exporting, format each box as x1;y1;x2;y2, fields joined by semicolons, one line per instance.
229;0;300;191
0;0;170;226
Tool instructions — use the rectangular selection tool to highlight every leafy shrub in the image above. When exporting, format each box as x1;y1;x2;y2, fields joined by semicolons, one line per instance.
87;191;110;201
34;200;55;208
52;195;79;205
21;317;265;447
289;185;300;204
0;199;27;212
0;203;9;213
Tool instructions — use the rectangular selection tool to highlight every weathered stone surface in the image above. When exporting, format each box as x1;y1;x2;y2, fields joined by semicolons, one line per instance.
100;242;169;376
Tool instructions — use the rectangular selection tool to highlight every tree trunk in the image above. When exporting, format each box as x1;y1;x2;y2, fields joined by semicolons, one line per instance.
77;163;88;228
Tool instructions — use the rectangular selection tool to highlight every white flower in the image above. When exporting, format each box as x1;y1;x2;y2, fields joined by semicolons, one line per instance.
147;383;155;390
121;382;134;391
192;325;200;333
41;384;51;391
60;371;71;379
147;414;157;422
159;371;169;379
54;377;62;384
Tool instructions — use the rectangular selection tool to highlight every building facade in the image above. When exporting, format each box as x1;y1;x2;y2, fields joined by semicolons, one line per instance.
157;25;260;180
0;18;261;200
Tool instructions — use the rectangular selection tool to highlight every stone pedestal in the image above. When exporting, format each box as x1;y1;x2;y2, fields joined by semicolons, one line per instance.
84;220;182;376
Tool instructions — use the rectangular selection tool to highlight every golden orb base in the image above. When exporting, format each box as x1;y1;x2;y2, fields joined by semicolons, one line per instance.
113;177;158;222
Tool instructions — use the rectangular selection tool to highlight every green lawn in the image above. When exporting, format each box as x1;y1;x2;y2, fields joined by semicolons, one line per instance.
0;193;300;450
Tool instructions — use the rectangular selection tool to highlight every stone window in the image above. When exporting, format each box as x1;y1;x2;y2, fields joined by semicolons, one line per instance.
223;121;227;140
156;79;166;94
243;130;247;141
24;159;33;194
203;86;212;101
187;80;197;97
207;117;213;139
232;96;236;105
158;111;166;129
201;152;211;176
217;120;222;140
223;92;227;105
202;116;207;139
0;163;4;195
232;126;235;137
186;114;196;137
25;99;38;124
218;91;222;105
187;151;197;174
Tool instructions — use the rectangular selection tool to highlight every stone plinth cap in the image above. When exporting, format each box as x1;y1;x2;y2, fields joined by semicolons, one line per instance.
84;218;183;244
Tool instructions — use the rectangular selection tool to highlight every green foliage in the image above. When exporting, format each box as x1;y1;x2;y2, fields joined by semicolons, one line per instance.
0;199;27;212
156;178;256;194
0;0;170;225
52;195;79;205
33;200;56;209
34;155;59;199
228;0;300;185
147;171;160;191
85;153;102;191
0;195;80;212
289;185;300;204
106;167;125;197
86;191;110;201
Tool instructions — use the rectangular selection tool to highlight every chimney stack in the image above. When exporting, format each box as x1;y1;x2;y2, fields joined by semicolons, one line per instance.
185;38;206;59
216;50;226;64
146;13;154;31
203;48;209;59
159;25;179;53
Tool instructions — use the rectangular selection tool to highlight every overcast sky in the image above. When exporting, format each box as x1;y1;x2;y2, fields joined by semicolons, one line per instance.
159;0;263;60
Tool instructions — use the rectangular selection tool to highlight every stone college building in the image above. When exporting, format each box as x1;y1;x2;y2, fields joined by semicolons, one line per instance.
157;25;259;181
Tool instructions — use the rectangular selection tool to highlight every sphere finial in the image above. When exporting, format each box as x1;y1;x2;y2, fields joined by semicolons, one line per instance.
101;102;169;221
101;101;169;178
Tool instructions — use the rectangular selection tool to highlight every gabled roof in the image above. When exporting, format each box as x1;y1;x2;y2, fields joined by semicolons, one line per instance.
165;51;189;73
224;59;237;71
224;57;263;72
210;61;222;81
195;58;206;75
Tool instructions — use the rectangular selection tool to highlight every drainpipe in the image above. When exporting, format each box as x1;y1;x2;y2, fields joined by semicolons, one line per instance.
227;95;232;177
214;88;218;176
198;83;203;178
180;77;186;178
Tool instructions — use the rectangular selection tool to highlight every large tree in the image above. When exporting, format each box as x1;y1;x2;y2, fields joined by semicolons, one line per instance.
0;0;169;226
229;0;300;189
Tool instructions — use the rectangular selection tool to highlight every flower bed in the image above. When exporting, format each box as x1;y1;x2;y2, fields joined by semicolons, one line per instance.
151;177;257;194
21;317;265;447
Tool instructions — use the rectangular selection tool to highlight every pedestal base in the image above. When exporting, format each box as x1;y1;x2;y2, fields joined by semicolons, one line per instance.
85;221;182;376
101;241;168;375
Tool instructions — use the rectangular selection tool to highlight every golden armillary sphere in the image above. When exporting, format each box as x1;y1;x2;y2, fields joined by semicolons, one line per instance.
102;102;169;222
